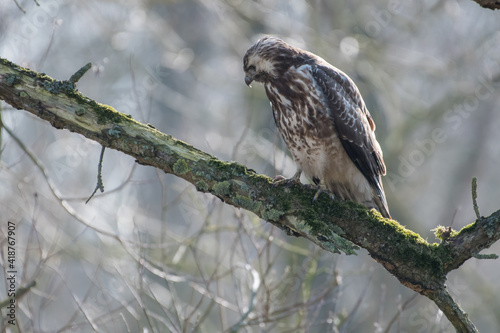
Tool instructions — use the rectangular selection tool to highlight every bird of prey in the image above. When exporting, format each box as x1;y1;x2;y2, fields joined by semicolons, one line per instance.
243;36;391;218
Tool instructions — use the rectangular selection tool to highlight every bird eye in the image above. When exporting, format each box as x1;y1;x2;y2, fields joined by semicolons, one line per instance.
247;65;256;72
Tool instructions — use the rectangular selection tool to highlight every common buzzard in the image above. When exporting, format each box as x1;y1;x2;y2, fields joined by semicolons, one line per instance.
243;36;391;218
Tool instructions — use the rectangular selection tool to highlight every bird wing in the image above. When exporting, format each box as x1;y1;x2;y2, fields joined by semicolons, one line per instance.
311;64;386;193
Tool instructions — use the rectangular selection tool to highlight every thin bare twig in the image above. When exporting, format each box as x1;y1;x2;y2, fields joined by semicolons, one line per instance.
86;145;106;204
471;177;481;219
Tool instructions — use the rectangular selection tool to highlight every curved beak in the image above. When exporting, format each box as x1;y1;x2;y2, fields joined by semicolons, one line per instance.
244;75;253;87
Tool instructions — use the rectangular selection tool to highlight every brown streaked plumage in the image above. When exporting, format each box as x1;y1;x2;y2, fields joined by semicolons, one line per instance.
243;36;391;218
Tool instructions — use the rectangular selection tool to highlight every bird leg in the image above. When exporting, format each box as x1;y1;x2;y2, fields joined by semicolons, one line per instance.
272;169;302;188
311;177;335;202
312;187;335;202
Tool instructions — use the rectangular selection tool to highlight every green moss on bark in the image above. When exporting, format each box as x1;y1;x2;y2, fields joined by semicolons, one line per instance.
195;180;209;191
233;194;261;211
173;159;189;175
212;181;231;196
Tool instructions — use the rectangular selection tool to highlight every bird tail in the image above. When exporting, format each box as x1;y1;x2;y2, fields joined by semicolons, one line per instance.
373;182;391;219
375;197;391;219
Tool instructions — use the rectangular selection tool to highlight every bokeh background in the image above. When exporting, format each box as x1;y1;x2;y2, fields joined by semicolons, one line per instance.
1;0;500;332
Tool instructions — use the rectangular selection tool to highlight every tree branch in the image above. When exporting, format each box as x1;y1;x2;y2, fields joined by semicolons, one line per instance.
472;0;500;10
425;287;478;333
1;57;498;332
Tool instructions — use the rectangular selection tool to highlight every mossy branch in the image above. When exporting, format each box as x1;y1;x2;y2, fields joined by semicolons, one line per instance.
1;57;499;332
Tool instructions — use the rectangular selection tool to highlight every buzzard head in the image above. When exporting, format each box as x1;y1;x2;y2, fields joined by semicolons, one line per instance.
243;36;302;87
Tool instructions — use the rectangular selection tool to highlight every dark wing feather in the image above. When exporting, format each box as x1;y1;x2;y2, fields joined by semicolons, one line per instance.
311;64;386;192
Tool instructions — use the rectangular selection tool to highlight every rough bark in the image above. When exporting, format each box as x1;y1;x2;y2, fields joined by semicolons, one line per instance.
1;58;499;332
